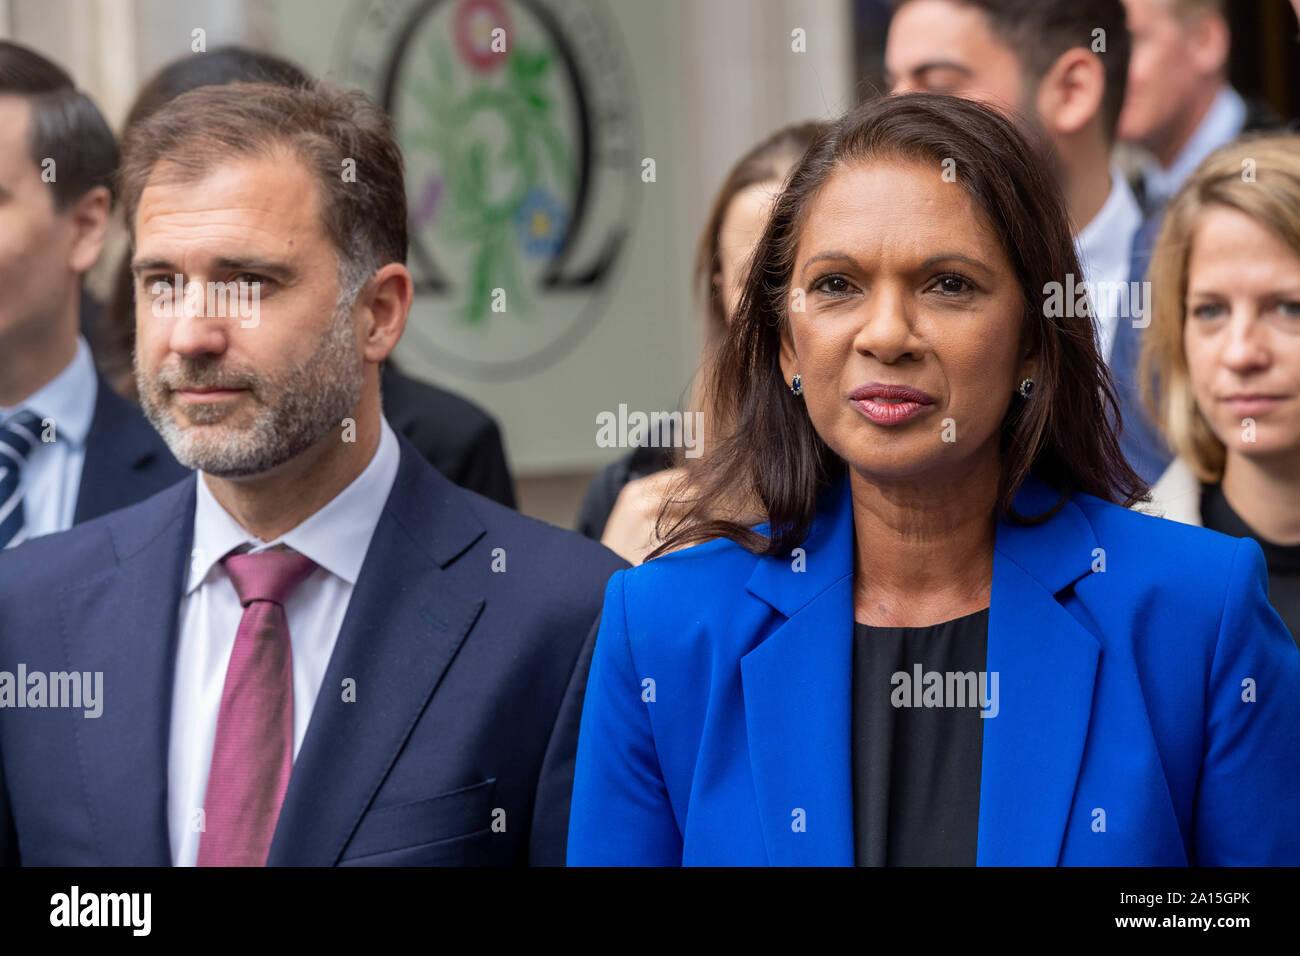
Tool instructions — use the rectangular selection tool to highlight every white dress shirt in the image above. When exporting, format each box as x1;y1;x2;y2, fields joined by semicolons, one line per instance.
1141;85;1247;211
1074;168;1144;365
0;336;96;542
167;417;400;866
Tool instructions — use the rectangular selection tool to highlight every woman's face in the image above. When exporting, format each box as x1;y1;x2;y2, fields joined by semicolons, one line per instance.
717;180;783;322
1184;205;1300;461
780;158;1029;484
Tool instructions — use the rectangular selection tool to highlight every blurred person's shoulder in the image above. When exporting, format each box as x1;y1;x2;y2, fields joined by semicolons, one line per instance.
0;476;195;605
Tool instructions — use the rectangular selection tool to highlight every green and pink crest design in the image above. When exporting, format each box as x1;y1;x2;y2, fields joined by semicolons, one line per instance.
339;0;637;379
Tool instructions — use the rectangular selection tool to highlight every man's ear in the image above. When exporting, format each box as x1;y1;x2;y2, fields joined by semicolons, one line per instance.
1187;11;1230;77
66;186;111;275
1034;47;1104;138
356;262;413;364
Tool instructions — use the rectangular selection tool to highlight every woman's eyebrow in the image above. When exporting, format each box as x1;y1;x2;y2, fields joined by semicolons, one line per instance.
917;253;992;274
798;251;994;281
799;251;861;280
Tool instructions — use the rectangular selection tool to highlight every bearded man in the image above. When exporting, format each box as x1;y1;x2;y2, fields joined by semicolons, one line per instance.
0;80;625;866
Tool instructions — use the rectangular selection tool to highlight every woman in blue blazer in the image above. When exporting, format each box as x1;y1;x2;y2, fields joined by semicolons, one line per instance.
567;94;1300;866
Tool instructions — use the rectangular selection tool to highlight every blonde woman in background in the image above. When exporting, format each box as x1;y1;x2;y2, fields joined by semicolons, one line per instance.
1137;133;1300;642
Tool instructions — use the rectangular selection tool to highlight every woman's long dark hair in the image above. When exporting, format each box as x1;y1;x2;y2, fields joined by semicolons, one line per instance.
651;92;1146;559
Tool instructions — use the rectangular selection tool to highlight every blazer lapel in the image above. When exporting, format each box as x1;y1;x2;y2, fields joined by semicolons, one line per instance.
267;440;487;865
741;579;855;865
977;476;1101;865
57;476;197;865
741;478;856;865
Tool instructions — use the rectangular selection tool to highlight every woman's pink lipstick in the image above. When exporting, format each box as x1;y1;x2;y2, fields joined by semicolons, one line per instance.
1219;394;1288;417
849;382;935;426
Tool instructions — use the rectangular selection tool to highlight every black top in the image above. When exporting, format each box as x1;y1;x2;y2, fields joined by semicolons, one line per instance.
1201;483;1300;646
852;607;990;866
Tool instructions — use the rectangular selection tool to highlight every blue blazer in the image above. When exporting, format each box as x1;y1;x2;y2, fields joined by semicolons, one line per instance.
568;474;1300;865
0;434;625;865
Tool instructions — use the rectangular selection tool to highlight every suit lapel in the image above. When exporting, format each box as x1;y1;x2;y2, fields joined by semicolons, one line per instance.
267;440;486;865
741;576;855;865
977;477;1101;865
741;479;857;865
57;477;197;865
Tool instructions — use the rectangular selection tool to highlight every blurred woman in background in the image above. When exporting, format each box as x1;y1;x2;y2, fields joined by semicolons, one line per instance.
577;121;824;562
1137;133;1300;642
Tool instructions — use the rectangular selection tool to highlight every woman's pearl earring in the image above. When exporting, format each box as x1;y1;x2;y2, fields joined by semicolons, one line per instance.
1017;377;1035;398
790;373;803;397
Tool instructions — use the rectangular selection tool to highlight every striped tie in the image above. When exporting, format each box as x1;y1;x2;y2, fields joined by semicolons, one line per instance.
0;411;45;550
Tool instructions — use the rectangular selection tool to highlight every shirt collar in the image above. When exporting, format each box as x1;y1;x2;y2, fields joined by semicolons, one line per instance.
186;416;402;594
1074;168;1142;288
1143;85;1247;208
0;336;97;447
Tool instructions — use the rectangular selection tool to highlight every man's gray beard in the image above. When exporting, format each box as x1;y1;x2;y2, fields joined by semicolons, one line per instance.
135;305;365;479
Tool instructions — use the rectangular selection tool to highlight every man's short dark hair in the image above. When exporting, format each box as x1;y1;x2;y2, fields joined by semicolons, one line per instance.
124;45;310;130
118;80;407;300
0;40;118;210
893;0;1131;142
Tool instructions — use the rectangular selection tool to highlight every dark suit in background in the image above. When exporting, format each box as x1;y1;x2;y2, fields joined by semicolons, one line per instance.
75;376;190;522
381;363;516;509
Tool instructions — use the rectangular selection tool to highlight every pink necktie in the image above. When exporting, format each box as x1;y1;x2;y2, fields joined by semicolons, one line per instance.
196;548;317;867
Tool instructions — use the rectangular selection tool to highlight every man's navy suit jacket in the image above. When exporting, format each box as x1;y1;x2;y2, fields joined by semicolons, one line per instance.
0;434;626;865
74;377;190;523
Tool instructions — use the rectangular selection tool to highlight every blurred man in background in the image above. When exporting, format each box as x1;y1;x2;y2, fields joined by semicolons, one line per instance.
1118;0;1279;220
885;0;1170;483
0;40;185;549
